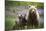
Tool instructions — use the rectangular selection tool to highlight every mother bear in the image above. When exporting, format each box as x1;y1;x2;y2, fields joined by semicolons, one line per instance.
27;5;40;28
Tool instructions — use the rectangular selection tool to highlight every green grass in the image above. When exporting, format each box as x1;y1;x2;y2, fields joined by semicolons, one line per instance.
5;16;44;30
5;16;16;30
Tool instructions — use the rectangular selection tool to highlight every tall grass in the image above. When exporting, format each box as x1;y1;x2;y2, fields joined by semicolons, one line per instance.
5;16;16;31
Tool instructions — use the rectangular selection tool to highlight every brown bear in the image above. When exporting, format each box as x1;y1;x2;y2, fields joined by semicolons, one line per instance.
27;5;39;28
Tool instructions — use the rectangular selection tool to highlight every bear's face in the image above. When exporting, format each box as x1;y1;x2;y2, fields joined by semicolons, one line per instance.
29;8;36;14
29;5;37;13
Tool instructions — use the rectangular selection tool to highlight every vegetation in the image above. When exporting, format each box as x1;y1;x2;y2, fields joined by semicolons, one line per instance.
5;1;44;8
5;16;16;31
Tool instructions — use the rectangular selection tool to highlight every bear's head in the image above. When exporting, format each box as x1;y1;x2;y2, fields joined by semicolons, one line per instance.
29;5;37;13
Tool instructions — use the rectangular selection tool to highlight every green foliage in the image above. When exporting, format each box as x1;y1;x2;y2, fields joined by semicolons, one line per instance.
5;1;44;8
37;3;44;9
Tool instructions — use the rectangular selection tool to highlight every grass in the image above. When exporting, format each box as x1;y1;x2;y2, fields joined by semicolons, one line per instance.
5;16;44;30
5;16;16;31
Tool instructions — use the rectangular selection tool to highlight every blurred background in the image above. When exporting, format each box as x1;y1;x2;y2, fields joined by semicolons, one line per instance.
5;1;44;31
